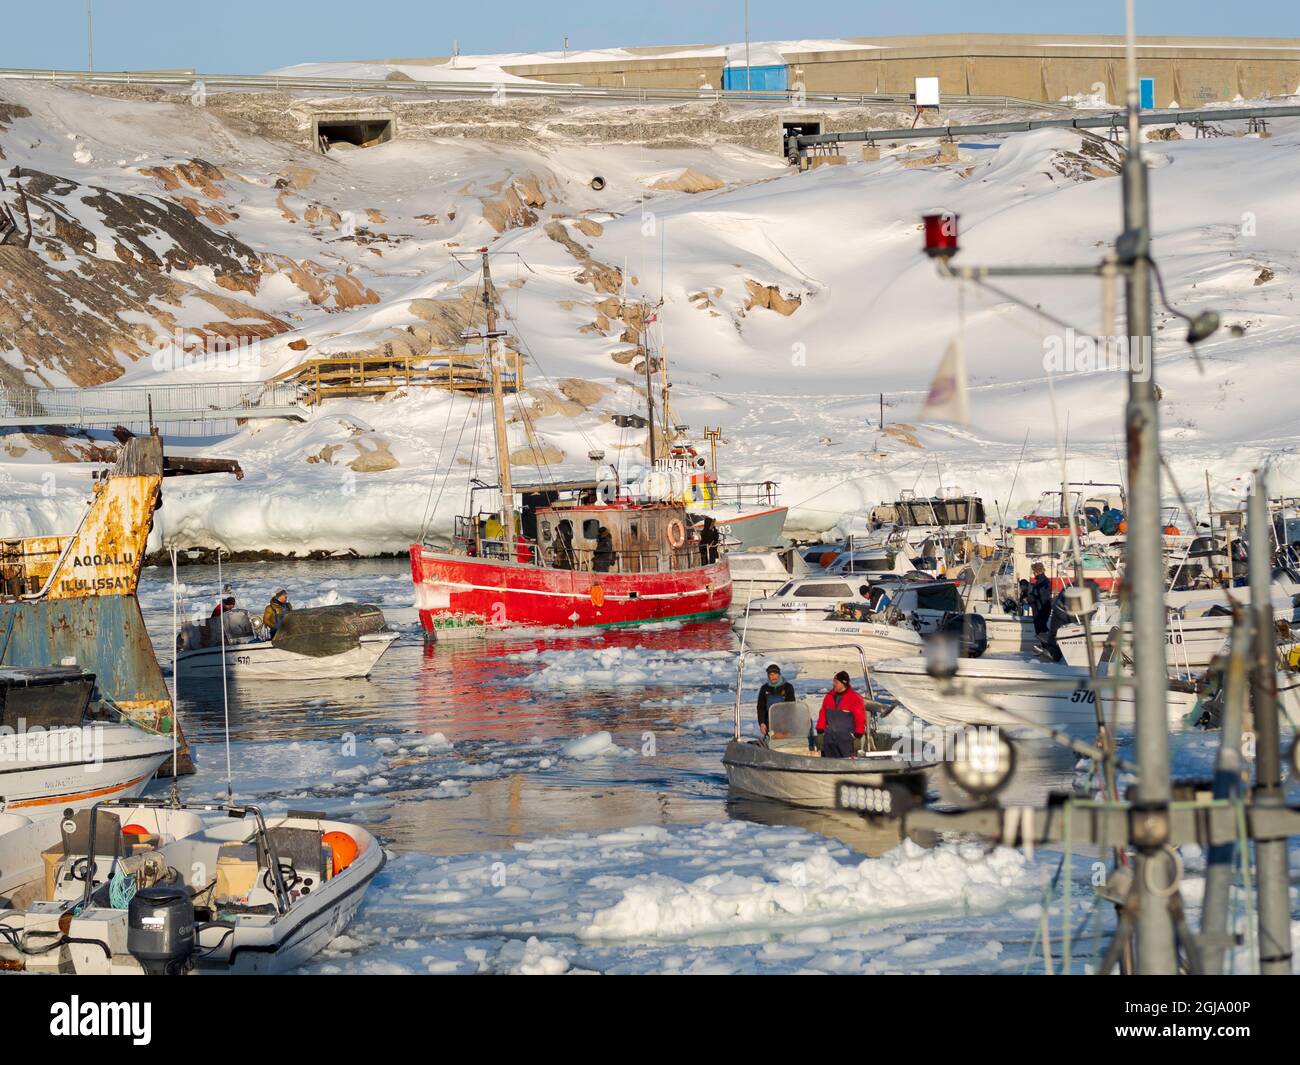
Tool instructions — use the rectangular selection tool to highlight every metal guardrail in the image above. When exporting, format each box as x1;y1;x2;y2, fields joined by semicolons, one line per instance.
0;66;1075;111
0;380;307;427
793;102;1300;147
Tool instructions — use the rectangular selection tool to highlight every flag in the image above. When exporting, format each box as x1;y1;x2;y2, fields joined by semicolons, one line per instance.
920;337;969;425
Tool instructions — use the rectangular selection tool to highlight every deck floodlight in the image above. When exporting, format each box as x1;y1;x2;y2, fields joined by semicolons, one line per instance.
947;728;1015;800
837;780;917;818
922;211;959;259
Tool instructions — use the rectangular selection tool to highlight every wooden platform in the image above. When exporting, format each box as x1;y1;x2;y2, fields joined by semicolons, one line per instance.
271;350;524;406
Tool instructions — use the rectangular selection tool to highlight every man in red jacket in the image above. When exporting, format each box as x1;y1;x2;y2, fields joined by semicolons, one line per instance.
816;671;867;759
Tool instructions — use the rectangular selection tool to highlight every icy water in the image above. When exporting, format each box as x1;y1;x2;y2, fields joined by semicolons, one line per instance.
131;559;1286;975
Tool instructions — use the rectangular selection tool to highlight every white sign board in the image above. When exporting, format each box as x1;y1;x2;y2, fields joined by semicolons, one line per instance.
915;76;941;108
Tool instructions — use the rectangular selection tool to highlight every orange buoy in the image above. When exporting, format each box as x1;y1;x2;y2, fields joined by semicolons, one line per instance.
122;824;151;837
323;831;359;876
590;583;606;608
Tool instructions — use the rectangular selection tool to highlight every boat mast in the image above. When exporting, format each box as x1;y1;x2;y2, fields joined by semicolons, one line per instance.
640;300;658;465
481;250;515;552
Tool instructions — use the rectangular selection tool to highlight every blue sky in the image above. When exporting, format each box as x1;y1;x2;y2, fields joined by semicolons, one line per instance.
2;1;1297;74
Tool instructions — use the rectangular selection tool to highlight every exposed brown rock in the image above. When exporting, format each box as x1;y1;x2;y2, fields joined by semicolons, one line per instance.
1255;266;1275;285
139;158;227;199
743;280;801;316
260;254;380;310
20;168;263;293
558;378;610;408
349;438;400;472
648;167;725;193
275;165;318;192
544;220;623;294
306;444;343;465
0;244;286;387
481;175;548;233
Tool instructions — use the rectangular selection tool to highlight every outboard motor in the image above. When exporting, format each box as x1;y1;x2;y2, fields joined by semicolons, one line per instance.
943;613;988;659
127;885;195;975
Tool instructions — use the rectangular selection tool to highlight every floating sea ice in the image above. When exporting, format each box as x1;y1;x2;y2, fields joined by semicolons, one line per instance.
580;839;1034;941
494;936;571;975
559;731;627;761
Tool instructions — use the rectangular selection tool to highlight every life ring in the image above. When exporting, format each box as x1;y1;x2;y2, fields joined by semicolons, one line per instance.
590;583;606;607
666;520;686;548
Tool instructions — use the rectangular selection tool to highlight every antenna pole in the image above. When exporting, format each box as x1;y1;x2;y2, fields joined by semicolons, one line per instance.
482;250;515;554
1249;472;1293;973
1120;0;1176;974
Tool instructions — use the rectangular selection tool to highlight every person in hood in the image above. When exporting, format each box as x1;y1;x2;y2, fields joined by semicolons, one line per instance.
816;671;867;759
1028;563;1053;634
755;663;796;737
263;589;292;635
592;526;616;573
699;517;721;565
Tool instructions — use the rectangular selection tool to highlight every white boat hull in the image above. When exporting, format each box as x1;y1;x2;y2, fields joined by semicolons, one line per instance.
872;655;1200;732
737;615;924;668
177;632;397;681
723;739;924;809
0;723;172;813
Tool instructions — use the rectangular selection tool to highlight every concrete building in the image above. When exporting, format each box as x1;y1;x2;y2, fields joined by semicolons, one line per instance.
399;34;1300;106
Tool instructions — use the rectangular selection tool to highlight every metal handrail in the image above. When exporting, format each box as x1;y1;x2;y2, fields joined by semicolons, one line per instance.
0;66;1075;111
0;380;306;423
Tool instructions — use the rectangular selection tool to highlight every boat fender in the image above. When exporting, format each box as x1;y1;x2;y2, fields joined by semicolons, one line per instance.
590;584;606;608
323;831;359;876
666;519;686;548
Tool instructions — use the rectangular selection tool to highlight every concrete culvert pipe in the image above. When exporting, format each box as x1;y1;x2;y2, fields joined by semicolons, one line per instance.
589;176;606;191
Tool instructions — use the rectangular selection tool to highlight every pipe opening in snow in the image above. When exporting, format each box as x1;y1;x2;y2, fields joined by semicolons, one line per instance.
312;113;396;153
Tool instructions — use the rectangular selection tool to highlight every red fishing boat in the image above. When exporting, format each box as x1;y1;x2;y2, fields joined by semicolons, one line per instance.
410;252;731;636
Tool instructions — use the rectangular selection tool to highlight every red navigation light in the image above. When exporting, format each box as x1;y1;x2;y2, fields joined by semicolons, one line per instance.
922;211;959;258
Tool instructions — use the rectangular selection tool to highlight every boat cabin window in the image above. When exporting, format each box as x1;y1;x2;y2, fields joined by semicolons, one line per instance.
913;584;963;612
540;520;552;544
795;582;854;598
582;519;600;539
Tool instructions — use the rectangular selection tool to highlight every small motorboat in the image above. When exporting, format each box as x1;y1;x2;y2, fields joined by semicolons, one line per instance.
722;646;936;809
177;603;397;682
736;582;988;672
726;548;807;609
0;667;174;812
1053;598;1300;674
0;799;383;974
871;654;1201;733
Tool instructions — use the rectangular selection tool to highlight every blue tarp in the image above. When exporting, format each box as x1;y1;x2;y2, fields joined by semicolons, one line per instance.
722;65;788;92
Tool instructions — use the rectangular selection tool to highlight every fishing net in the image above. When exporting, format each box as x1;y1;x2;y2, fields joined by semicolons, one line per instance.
270;603;388;658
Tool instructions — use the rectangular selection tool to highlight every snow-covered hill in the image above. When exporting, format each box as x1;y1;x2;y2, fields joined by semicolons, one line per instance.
2;80;1298;553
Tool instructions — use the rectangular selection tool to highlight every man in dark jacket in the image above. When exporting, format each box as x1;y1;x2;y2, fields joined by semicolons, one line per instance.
816;671;867;759
1028;563;1054;635
756;663;796;737
699;517;721;565
593;526;616;572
